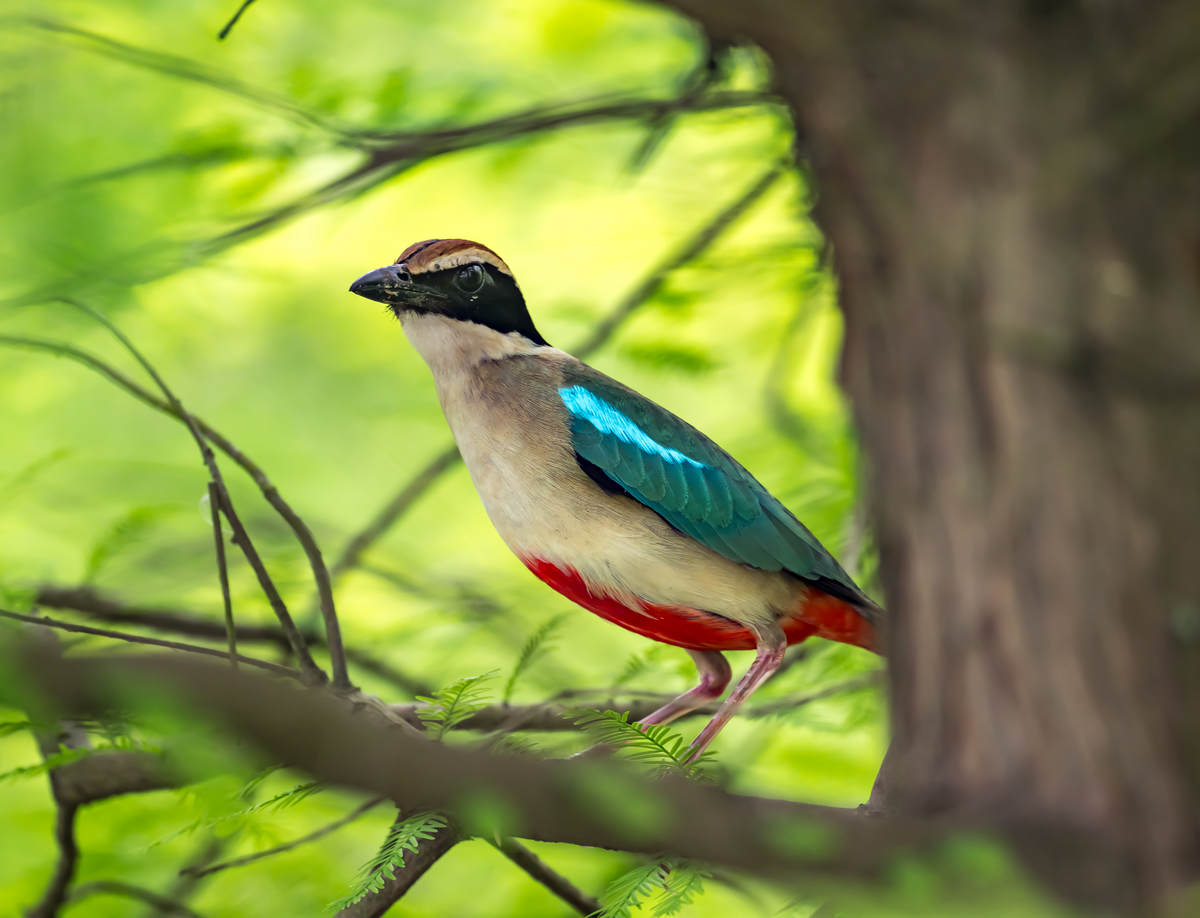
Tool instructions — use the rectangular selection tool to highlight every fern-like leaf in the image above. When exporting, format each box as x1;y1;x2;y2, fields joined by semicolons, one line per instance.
651;859;708;916
330;810;448;911
415;671;496;739
503;614;566;703
574;710;713;776
598;858;709;918
597;860;669;918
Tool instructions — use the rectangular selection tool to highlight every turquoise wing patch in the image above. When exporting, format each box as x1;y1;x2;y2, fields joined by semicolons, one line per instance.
558;370;862;595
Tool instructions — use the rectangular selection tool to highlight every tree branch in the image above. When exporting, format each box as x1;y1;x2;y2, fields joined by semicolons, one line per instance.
216;0;258;40
56;298;337;687
68;880;205;917
491;836;601;916
183;797;387;879
25;802;79;918
30;585;428;696
0;314;351;690
0;608;299;679
207;481;237;670
0;648;995;884
385;674;880;733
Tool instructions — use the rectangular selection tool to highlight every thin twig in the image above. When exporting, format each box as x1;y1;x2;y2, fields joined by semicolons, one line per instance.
388;674;880;732
491;836;601;916
152;836;228;918
10;298;342;688
216;0;257;39
68;880;205;917
330;160;789;580
0;332;367;689
207;481;237;670
31;584;428;696
0;608;299;678
25;802;79;918
330;444;461;578
183;796;386;879
61;297;340;687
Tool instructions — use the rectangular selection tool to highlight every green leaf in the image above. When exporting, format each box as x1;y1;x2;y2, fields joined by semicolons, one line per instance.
598;860;669;918
651;859;708;916
503;614;566;703
415;671;497;739
330;810;448;911
597;857;710;918
574;709;714;777
83;504;178;582
0;720;34;738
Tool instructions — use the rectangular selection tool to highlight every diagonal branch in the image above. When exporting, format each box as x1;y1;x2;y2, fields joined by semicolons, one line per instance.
68;880;205;917
330;159;789;580
0;608;299;679
207;481;237;670
184;797;387;879
217;0;258;40
0;315;349;689
29;585;427;696
491;836;601;916
56;298;335;687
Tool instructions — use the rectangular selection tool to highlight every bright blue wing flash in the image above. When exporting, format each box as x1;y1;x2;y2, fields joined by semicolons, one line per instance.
558;369;864;597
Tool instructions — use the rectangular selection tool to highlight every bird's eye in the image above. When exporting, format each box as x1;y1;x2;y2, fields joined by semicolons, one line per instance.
454;264;485;294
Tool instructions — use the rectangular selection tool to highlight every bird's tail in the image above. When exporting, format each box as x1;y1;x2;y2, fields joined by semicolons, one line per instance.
793;586;883;654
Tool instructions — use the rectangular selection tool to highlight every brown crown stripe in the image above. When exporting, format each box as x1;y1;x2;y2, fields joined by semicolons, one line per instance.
394;238;513;278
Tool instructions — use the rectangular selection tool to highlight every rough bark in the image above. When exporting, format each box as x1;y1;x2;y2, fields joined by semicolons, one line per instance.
665;0;1200;907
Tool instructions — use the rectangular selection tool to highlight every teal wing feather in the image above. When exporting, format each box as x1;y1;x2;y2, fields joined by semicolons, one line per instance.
559;367;868;602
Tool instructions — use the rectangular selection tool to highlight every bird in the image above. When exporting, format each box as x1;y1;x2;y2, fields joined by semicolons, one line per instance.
350;238;883;762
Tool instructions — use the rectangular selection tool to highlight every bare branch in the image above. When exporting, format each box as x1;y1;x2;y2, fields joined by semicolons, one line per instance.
31;585;428;696
184;797;386;879
0;608;299;679
50;750;174;806
216;0;258;40
330;444;461;578
330;160;788;580
491;836;601;916
56;298;336;686
207;481;237;670
25;802;79;918
0;648;995;885
68;880;206;917
0;317;347;689
385;674;880;733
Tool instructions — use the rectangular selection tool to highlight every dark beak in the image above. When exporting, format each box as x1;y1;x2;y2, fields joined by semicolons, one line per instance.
349;265;409;305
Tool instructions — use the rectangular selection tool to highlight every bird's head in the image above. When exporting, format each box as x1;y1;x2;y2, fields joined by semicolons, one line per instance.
349;238;547;346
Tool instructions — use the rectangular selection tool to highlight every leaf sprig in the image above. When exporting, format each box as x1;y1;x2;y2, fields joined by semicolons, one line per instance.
331;810;448;911
573;709;714;777
598;857;709;918
415;671;497;739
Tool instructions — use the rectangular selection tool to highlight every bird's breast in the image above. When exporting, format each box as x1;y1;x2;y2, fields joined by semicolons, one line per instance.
411;335;795;628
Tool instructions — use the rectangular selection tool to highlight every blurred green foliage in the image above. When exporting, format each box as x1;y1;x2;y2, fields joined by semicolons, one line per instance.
0;0;1061;915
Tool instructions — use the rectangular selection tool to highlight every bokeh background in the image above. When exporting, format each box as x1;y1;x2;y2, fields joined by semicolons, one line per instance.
0;1;889;914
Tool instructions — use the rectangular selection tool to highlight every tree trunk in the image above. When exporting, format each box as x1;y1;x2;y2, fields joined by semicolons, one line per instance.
667;0;1200;907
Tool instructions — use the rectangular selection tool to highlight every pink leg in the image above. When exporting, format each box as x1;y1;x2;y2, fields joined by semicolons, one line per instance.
684;627;786;764
638;650;731;727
